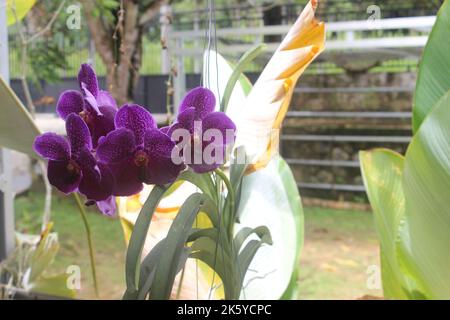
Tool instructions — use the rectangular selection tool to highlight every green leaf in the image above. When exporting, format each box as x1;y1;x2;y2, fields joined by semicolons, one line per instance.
178;170;217;202
29;232;59;282
413;0;450;133
0;76;41;158
233;226;271;253
138;240;166;295
401;90;450;298
359;149;410;299
234;155;304;299
31;274;76;299
220;44;266;112
149;193;204;300
124;185;168;299
137;238;190;300
202;50;253;124
190;236;235;299
187;228;219;243
230;147;249;221
237;236;273;289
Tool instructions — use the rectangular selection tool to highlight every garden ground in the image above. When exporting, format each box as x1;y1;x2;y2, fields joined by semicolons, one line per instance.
14;185;382;300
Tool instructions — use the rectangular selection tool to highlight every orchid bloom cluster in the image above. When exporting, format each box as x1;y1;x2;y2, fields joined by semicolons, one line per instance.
34;64;236;216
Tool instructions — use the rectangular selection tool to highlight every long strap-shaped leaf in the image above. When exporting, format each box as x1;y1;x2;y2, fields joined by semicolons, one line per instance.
0;76;41;158
149;193;204;300
220;44;266;113
413;0;450;133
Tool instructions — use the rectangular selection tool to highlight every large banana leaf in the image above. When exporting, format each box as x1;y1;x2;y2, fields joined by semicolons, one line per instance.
361;92;450;299
6;0;36;26
413;0;450;133
401;91;450;298
0;76;41;158
360;149;409;299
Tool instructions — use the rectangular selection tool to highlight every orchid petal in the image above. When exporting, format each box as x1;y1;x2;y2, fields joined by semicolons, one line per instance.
66;113;92;155
97;128;136;163
96;196;117;217
179;87;216;119
78;63;99;98
56;90;84;120
33;133;70;161
89;105;117;148
143;129;185;185
108;157;143;197
115;104;156;145
98;90;118;109
47;159;82;194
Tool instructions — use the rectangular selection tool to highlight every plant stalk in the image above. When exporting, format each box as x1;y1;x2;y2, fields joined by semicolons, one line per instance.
73;193;99;298
214;169;236;239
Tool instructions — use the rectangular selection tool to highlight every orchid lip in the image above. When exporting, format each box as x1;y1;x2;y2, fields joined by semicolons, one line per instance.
79;110;93;125
67;159;81;175
133;150;149;167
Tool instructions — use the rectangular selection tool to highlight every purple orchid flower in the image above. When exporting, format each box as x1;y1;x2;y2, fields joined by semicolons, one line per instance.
33;114;114;207
167;87;236;173
56;64;117;148
97;104;185;197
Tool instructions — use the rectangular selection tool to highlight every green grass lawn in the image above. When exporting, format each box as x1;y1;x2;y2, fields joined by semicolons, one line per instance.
14;189;381;300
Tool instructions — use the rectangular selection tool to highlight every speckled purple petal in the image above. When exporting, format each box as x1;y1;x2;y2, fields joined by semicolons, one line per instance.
160;126;170;135
115;104;156;145
189;161;224;174
34;133;70;161
179;87;216;119
97;90;117;109
78;161;114;202
108;157;143;197
82;84;102;116
47;159;82;194
142;129;185;185
177;107;196;132
56;90;84;120
166;122;185;144
96;128;136;163
88;105;117;148
78;64;99;98
66;114;92;155
202;111;236;145
96;196;116;217
75;146;96;170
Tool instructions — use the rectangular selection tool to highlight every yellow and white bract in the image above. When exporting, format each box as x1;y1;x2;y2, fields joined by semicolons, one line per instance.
235;0;325;172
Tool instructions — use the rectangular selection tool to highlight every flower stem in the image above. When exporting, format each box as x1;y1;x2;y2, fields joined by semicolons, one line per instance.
73;193;99;298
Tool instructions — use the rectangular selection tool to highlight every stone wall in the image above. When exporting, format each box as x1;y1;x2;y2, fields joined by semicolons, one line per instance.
282;72;416;202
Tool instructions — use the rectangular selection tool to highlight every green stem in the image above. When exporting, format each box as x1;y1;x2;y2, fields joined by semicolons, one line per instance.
214;169;236;239
220;44;266;113
73;193;99;298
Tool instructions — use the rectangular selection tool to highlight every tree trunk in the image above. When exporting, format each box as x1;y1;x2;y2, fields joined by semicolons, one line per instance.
81;0;166;106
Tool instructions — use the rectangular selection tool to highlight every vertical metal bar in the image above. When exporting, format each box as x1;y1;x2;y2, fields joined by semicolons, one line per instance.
0;0;15;261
